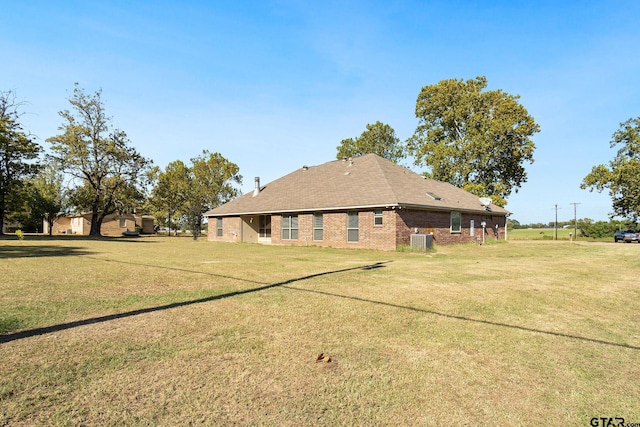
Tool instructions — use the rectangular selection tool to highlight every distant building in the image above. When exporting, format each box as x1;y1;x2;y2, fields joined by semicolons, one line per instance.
44;212;155;236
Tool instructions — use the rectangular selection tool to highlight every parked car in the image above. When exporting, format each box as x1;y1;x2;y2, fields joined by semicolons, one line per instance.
614;230;634;242
615;229;640;243
624;232;640;243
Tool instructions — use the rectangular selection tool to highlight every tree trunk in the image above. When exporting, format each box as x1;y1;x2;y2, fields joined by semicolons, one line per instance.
89;215;101;236
0;191;5;235
89;206;104;236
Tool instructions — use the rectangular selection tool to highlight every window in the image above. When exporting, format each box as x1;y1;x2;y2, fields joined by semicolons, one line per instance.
216;218;223;237
259;215;271;238
347;211;359;242
313;213;323;241
450;211;461;233
281;214;298;240
119;218;127;228
374;209;383;226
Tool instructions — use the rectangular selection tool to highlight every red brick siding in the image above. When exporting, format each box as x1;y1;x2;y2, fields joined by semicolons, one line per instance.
208;209;505;249
207;216;242;242
268;210;396;251
395;209;505;245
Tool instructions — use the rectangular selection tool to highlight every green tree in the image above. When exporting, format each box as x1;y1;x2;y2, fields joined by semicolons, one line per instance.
0;91;42;234
581;117;640;222
148;160;190;236
577;218;626;239
408;76;539;206
185;151;242;240
336;121;405;163
507;218;521;230
47;85;152;236
23;159;67;234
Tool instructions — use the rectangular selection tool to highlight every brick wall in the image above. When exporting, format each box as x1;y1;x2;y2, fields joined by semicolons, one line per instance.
396;209;505;246
265;210;396;251
51;214;136;236
100;214;135;236
52;217;72;234
207;209;505;249
207;216;242;242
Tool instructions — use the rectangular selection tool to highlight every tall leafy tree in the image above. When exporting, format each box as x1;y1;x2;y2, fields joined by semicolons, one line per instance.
407;76;539;206
47;84;152;236
581;117;640;223
186;151;242;240
336;121;405;163
148;160;190;235
0;91;42;234
148;152;242;239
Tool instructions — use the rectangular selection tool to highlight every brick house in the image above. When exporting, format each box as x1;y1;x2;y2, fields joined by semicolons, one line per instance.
205;154;509;250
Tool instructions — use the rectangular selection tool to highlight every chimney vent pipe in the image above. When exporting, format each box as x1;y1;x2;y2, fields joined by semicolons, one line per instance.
253;177;260;197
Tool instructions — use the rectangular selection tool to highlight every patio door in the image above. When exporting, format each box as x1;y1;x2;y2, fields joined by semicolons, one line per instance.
258;215;271;243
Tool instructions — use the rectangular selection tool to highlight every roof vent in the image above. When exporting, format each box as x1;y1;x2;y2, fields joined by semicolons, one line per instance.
253;177;260;197
302;165;308;171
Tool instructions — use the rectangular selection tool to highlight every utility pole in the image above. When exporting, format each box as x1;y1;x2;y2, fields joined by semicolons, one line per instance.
570;202;581;241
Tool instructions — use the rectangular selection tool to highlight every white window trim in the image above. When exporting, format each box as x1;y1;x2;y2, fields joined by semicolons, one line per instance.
373;209;383;226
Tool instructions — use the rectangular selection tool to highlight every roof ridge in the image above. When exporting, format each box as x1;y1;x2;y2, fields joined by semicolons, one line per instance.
369;154;403;204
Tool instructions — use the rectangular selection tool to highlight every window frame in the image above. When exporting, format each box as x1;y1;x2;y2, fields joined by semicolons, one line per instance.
313;213;323;241
450;211;461;234
119;218;127;228
347;211;359;242
281;214;299;240
216;217;223;237
373;209;383;226
259;215;271;238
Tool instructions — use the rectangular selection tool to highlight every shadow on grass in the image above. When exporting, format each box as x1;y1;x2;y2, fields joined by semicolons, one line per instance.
0;234;158;243
84;257;269;285
283;286;640;351
0;261;390;344
0;245;96;259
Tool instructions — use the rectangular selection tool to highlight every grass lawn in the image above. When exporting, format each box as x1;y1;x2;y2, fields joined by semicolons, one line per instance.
1;236;639;425
509;227;584;241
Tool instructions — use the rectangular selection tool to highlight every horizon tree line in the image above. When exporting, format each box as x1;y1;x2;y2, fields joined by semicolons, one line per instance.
2;78;640;236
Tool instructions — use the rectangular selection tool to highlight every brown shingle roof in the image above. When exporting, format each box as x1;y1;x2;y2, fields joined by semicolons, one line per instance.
206;154;509;216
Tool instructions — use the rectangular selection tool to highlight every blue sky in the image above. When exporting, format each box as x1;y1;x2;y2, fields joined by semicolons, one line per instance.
3;1;640;224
